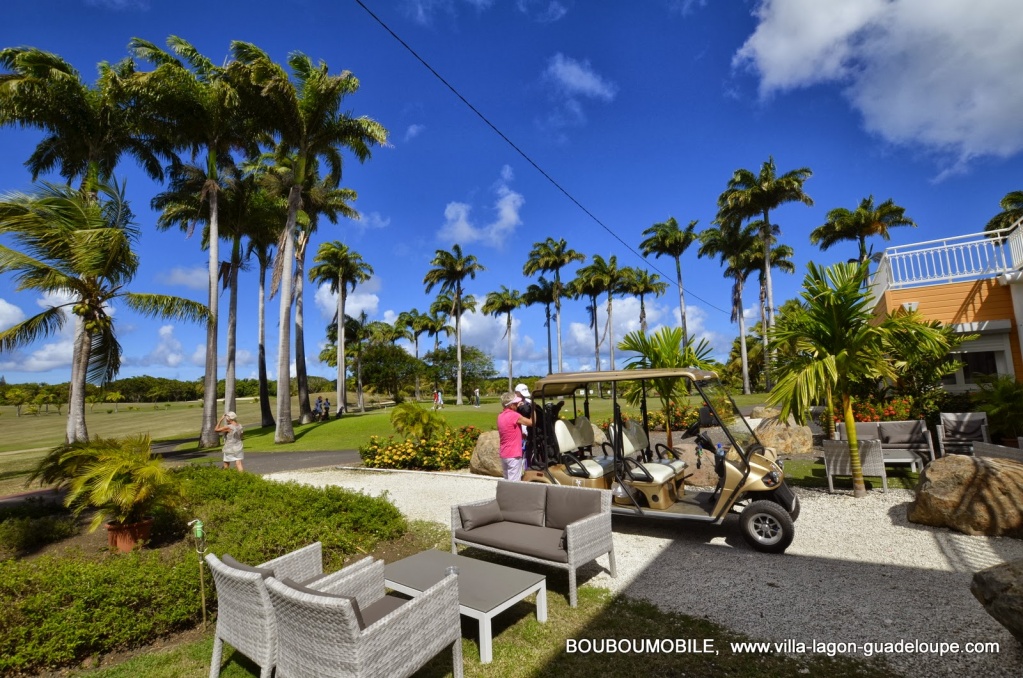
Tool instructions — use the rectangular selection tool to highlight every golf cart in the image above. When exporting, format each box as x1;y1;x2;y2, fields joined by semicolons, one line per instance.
520;368;799;553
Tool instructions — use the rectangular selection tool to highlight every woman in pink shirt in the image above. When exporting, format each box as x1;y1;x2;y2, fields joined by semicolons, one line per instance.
498;391;534;481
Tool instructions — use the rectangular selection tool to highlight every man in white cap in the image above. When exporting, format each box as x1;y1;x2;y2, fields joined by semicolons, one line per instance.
514;383;533;463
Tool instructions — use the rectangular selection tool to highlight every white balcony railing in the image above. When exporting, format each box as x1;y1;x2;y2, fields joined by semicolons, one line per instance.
869;221;1023;300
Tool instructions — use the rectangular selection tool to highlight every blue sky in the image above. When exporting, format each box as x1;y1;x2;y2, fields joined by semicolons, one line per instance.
2;0;1022;388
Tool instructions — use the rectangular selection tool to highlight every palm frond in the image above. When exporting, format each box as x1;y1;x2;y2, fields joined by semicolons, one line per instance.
0;306;68;352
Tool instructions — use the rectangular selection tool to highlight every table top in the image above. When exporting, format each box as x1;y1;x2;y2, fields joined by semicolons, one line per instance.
384;550;544;614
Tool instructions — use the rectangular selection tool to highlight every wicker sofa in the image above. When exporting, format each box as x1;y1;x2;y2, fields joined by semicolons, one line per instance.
451;481;615;607
835;420;936;471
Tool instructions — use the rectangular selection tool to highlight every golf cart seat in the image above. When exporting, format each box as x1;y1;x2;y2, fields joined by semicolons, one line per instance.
554;419;614;479
611;421;688;479
568;416;596;456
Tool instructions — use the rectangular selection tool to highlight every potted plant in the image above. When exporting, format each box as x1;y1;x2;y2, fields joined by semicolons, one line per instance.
972;375;1023;447
58;434;182;552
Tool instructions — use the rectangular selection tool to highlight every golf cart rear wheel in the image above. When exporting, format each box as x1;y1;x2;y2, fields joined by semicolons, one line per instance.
740;500;794;554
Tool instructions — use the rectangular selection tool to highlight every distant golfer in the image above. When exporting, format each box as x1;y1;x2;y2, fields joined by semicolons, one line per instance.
215;411;244;472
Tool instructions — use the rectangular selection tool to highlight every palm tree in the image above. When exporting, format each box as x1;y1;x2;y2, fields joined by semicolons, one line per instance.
567;268;607;375
232;42;387;442
622;268;668;334
639;217;698;344
619;326;715;448
744;235;796;390
985;190;1023;233
698;217;760;394
423;244;484;405
810;196;915;265
717;156;812;330
522;276;556;374
309;242;373;418
0;180;207;443
576;254;626;370
243;190;282;427
769;262;948;497
0;47;170;193
397;308;429;401
130;36;256;447
482;286;523;391
523;237;584;373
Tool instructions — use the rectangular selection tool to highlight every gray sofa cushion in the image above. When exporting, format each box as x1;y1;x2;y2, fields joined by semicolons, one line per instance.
455;522;568;563
495;481;547;526
222;554;274;579
944;417;984;439
459;499;502;530
879;420;927;445
280;578;366;629
545;485;601;530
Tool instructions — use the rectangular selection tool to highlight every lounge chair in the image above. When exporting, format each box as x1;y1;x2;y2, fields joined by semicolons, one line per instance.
935;412;990;456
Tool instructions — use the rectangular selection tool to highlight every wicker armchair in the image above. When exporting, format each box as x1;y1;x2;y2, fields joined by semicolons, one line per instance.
206;542;366;678
822;439;887;493
265;558;463;678
935;412;991;456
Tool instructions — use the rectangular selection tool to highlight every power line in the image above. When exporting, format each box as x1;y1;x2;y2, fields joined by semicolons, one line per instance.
351;0;729;317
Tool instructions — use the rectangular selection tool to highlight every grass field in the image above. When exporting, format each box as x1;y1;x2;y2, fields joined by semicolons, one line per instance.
0;390;772;497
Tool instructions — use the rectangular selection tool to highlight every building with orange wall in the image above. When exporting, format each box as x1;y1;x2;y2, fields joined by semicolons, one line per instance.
869;224;1023;391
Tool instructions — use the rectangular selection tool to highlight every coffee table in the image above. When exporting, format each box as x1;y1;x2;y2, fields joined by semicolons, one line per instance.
384;550;547;664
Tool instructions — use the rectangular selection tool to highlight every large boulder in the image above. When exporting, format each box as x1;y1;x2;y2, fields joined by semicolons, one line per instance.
470;430;503;477
754;417;814;455
971;558;1023;645
907;455;1023;537
750;405;781;419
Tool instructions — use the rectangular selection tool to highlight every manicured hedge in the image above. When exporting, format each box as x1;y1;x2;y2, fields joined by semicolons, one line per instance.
0;466;406;674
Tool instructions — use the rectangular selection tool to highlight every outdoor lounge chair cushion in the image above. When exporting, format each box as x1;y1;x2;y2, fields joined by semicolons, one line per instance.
944;417;984;439
280;578;367;629
458;499;502;530
221;554;274;580
545;485;602;530
879;420;928;445
495;481;547;526
454;522;568;562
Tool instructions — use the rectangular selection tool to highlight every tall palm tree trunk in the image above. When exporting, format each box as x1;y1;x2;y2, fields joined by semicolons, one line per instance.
224;234;240;414
606;293;616;370
842;394;867;497
674;257;687;345
413;337;421;402
200;188;220;448
295;233;312;424
455;289;464;406
554;281;563;373
257;259;274;427
65;321;90;443
762;212;775;390
274;186;299;443
735;280;751;395
506;313;514;391
545;304;553;374
639;296;648;334
338;289;347;415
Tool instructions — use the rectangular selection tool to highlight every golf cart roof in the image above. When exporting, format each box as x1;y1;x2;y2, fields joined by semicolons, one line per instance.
532;368;719;398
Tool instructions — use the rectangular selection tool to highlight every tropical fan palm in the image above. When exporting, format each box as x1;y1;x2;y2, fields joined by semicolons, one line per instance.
482;285;523;391
769;262;948;497
809;195;915;265
62;434;181;530
0;180;207;443
390;402;448;441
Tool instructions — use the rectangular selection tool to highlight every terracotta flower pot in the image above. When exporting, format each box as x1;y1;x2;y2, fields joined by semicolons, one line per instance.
106;517;154;553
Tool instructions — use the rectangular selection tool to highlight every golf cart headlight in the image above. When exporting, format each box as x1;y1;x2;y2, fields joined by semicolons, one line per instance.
764;471;780;487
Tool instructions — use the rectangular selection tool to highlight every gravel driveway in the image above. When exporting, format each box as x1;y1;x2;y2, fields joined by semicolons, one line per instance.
265;467;1023;678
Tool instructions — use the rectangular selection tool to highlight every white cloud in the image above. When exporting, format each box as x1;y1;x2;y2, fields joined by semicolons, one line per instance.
155;266;209;291
437;165;525;248
125;324;184;368
352;211;391;234
539;53;617;134
734;0;1023;166
544;53;617;102
404;0;493;25
0;299;26;331
404;124;425;141
313;277;381;321
517;0;568;22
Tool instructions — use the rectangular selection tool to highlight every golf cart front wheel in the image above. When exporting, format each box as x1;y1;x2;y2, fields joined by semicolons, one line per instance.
740;500;794;554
